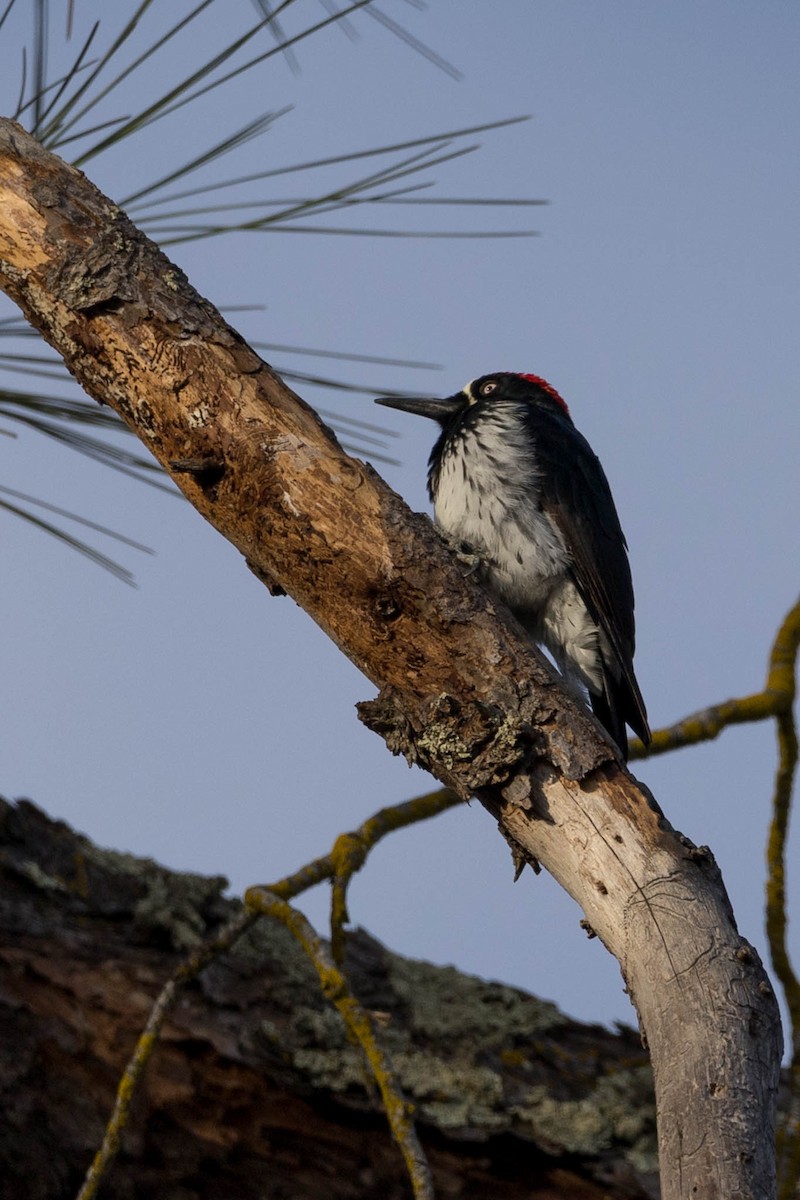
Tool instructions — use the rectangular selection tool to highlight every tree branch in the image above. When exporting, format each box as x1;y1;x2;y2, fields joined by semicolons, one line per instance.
764;600;800;1197
0;118;783;1200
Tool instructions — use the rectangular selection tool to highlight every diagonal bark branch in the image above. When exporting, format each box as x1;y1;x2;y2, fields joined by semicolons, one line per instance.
0;118;783;1200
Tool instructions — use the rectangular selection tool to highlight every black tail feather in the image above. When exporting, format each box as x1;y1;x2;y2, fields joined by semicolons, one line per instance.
591;669;651;762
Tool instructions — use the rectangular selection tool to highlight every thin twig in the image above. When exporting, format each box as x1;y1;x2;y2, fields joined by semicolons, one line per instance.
763;599;800;1199
629;691;778;759
323;791;464;964
75;906;258;1200
246;889;435;1200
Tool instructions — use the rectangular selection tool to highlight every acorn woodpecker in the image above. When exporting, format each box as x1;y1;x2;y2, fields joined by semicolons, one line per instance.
375;372;650;759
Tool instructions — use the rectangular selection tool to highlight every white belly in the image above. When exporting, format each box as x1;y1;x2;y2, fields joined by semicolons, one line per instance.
432;421;605;697
433;426;569;612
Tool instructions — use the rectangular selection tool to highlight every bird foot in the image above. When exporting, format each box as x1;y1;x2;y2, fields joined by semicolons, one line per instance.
435;527;483;576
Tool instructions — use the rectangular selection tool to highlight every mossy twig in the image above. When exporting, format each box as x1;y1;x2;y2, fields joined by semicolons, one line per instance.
763;599;800;1198
76;907;257;1200
246;888;434;1200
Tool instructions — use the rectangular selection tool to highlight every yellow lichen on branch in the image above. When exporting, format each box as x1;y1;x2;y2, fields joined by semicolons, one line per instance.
74;908;258;1200
246;889;434;1200
763;600;800;1198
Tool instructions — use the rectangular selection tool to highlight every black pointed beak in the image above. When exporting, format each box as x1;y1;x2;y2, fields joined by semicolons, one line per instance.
374;393;466;423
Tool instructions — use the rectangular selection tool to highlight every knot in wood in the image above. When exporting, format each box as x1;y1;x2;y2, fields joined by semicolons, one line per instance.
330;832;367;880
371;590;402;625
357;688;537;798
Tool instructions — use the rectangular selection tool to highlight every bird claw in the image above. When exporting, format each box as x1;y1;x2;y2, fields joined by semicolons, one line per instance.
435;527;483;576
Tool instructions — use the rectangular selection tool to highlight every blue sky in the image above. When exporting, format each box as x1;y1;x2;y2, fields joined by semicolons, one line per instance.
1;1;798;1038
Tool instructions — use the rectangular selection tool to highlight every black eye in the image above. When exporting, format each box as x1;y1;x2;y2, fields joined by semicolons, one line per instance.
480;380;498;396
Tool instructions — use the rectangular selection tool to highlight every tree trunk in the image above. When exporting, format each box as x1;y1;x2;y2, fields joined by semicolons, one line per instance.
0;119;783;1198
1;796;661;1200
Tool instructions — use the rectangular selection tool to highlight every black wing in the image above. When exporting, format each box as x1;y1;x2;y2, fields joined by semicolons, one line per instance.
528;406;650;751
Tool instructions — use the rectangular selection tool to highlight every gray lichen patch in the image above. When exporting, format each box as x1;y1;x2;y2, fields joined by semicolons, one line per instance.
292;1045;370;1095
510;1065;657;1168
387;953;562;1043
391;1050;508;1131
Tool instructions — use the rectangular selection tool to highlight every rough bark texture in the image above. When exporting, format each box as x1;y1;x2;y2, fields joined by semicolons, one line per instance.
1;796;659;1200
0;119;783;1198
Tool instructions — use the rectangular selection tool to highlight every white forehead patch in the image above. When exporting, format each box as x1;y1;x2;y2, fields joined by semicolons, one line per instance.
464;378;480;404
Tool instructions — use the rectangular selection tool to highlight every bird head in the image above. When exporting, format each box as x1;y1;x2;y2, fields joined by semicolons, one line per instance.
375;372;570;425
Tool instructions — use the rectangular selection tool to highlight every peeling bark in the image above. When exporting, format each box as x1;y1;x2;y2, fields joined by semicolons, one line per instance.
0;119;783;1198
